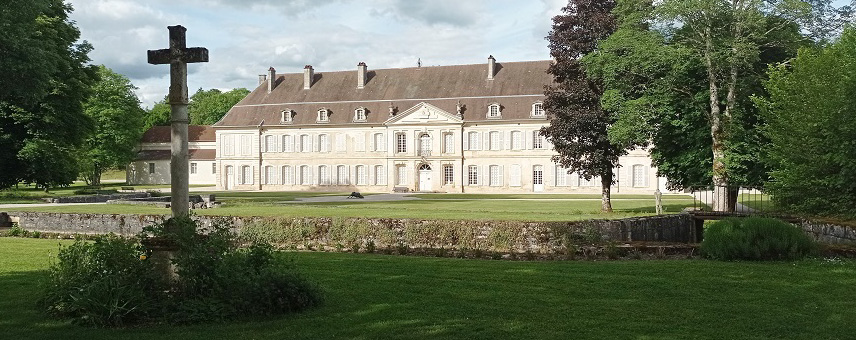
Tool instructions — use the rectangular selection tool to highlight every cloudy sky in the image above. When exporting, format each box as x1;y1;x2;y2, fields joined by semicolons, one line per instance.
67;0;567;108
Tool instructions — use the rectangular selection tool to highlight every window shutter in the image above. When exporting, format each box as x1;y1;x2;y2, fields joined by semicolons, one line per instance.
251;166;256;185
481;132;488;151
526;131;533;150
504;131;511;150
356;133;366;152
463;132;469;150
326;135;332;152
313;134;319;152
295;136;302;153
479;166;486;186
498;165;504;186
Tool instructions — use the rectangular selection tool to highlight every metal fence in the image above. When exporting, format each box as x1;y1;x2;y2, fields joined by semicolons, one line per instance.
687;185;773;214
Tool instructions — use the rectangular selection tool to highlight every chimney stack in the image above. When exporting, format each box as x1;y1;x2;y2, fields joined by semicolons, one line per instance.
304;65;314;90
258;74;267;86
267;67;276;93
357;62;367;89
487;55;496;80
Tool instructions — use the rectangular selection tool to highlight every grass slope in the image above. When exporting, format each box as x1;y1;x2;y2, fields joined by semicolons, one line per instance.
2;238;855;339
3;195;696;221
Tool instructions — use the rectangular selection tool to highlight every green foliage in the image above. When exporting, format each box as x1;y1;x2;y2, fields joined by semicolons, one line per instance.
701;217;816;261
143;96;171;131
145;217;324;324
40;235;165;327
189;88;249;125
41;217;322;327
542;0;624;212
0;0;98;189
755;28;856;217
79;66;145;186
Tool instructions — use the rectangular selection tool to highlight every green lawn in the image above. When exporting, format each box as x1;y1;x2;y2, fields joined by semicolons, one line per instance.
0;182;211;204
738;193;778;212
2;237;855;339
3;194;696;221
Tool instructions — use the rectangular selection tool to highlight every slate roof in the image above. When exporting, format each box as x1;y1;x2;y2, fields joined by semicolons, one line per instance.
215;60;552;127
134;149;216;161
140;125;216;143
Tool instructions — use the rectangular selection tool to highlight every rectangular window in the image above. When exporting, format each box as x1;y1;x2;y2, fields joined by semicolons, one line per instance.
533;165;544;185
375;165;386;185
444;133;454;154
356;165;367;185
241;135;252;155
148;163;155;174
282;166;293;185
443;165;454;185
533;132;544;149
190;162;197;174
373;133;385;152
319;134;329;153
396;133;407;153
467;132;480;150
397;165;407;185
510;164;521;187
511;131;523;150
282;135;294;152
319;166;329;185
489;131;500;150
300;135;311;152
265;166;275;185
633;165;648;187
533;103;544;116
265;135;276;152
489;165;501;186
242;165;252;185
223;135;235;156
556;165;568;186
468;165;479;185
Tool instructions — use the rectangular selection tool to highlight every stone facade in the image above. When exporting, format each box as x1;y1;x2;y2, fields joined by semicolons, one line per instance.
213;58;672;194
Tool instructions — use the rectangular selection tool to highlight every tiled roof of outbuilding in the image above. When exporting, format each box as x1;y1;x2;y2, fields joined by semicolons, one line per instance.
140;125;216;143
215;60;552;127
134;149;216;161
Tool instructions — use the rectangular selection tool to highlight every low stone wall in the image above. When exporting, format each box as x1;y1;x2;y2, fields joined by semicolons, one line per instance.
46;193;150;204
799;220;856;244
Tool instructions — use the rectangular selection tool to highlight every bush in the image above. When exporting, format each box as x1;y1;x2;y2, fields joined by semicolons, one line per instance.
701;217;817;261
41;216;323;327
40;235;166;327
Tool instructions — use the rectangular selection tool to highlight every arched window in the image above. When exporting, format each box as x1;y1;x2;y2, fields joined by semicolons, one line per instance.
337;165;348;185
467;131;480;150
511;131;523;150
317;108;329;122
281;109;293;123
264;135;276;153
300;134;311;152
264;165;275;185
282;135;294;152
318;134;329;152
531;102;545;117
299;165;311;185
373;133;385;152
241;165;252;185
487;103;501;118
354;107;367;121
375;165;386;185
488;131;501;150
489;165;502;186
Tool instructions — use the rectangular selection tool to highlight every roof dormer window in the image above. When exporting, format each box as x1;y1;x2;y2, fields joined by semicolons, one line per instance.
354;107;367;122
532;102;545;117
487;103;501;119
281;109;293;124
317;108;329;123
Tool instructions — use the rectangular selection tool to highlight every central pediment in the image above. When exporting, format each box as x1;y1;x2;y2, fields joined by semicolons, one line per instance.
385;102;463;125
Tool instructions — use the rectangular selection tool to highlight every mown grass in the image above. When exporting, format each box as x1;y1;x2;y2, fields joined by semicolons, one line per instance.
411;193;690;200
3;194;696;221
2;237;855;339
0;181;210;204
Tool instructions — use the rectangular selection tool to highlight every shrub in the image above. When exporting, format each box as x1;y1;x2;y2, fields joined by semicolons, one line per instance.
40;235;166;327
41;216;322;327
701;217;817;261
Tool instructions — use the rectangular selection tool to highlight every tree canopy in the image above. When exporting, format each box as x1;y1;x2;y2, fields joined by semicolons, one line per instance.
542;0;622;212
0;0;98;190
79;66;146;186
189;88;249;125
755;28;856;216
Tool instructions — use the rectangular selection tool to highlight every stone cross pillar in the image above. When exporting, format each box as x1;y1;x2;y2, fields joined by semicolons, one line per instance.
147;25;209;218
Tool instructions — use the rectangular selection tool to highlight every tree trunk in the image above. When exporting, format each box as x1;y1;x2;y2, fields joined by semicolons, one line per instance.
703;27;731;212
600;171;613;213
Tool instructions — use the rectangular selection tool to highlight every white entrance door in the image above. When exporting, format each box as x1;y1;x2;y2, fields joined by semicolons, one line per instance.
418;164;432;192
533;165;544;192
224;166;233;190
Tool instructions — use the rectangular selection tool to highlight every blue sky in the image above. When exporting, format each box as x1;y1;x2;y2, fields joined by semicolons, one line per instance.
67;0;852;108
68;0;566;107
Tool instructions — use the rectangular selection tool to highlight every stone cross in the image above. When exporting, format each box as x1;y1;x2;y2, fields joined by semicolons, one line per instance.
147;25;208;218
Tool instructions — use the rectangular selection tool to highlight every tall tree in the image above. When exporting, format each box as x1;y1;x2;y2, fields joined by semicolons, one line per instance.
143;96;171;131
79;66;146;186
542;0;622;212
755;28;856;217
189;88;249;125
0;0;98;190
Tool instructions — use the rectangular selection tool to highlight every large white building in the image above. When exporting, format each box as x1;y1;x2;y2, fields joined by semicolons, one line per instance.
209;56;668;193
